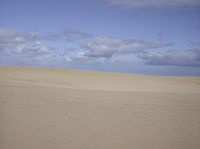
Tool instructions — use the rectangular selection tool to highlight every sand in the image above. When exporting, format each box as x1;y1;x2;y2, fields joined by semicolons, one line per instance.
0;66;200;149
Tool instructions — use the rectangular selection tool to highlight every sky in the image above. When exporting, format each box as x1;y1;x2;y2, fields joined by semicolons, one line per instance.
0;0;200;75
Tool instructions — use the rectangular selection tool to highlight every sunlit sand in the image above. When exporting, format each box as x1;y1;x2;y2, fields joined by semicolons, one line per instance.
0;67;200;149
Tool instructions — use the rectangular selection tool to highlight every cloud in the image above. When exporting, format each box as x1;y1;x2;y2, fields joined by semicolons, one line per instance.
0;28;25;51
69;51;109;64
0;28;52;61
191;41;200;46
105;0;200;8
40;32;61;41
0;28;40;52
0;28;23;43
0;28;62;49
0;28;89;63
0;29;102;55
81;36;172;58
1;27;200;71
63;46;76;54
13;42;50;57
63;29;92;40
139;48;200;66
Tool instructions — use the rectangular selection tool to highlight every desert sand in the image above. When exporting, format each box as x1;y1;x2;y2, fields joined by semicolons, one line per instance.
0;66;200;149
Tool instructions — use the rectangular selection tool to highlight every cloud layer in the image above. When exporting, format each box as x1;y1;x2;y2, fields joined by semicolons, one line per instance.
139;48;200;66
1;28;200;69
81;36;171;58
106;0;200;8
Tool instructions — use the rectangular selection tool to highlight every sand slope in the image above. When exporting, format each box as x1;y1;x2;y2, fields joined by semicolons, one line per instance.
0;67;200;149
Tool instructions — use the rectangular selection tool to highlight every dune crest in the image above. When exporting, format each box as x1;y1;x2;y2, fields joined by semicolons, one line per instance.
0;66;199;93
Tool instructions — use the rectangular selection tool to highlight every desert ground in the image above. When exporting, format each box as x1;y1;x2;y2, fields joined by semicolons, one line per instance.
0;66;200;149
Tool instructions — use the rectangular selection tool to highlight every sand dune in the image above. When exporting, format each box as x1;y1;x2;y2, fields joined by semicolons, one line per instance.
0;67;200;149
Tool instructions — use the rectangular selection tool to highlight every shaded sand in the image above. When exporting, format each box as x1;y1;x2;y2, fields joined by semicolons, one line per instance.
0;66;200;149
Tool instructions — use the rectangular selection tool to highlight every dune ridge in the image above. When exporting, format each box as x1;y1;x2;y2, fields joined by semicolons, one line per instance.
0;66;200;93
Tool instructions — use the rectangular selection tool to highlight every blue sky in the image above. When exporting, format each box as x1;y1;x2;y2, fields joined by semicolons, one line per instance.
0;0;200;75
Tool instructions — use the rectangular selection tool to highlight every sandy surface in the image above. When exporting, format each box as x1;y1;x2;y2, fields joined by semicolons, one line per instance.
0;66;200;149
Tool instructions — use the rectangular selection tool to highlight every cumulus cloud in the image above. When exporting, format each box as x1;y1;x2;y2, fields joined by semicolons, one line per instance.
0;28;23;42
139;48;200;66
13;42;50;57
0;28;24;51
0;28;89;61
0;28;42;51
0;28;52;61
106;0;200;8
0;28;63;49
81;36;172;58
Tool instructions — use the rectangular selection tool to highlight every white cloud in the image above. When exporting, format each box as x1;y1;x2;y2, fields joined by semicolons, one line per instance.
82;36;171;58
139;48;200;66
0;28;52;60
1;28;200;69
106;0;200;8
14;42;49;57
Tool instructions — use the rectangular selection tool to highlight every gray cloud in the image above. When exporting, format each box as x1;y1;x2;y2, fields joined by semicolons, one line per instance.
81;36;172;58
139;48;200;66
63;29;92;40
69;51;109;64
0;28;25;51
63;46;76;54
191;41;200;47
106;0;200;8
40;32;61;41
0;28;45;51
